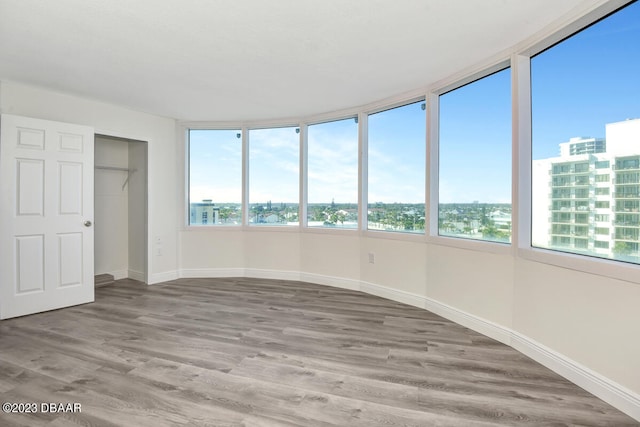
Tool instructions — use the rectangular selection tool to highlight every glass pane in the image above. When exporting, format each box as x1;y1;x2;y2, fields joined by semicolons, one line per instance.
531;1;640;264
308;118;359;228
438;68;512;243
368;101;426;233
189;129;242;226
249;127;299;226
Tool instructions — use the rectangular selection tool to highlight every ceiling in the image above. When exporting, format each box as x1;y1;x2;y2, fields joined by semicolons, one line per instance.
0;0;600;122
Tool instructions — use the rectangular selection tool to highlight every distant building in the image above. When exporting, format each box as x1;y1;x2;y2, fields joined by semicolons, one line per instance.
532;119;640;260
190;199;220;225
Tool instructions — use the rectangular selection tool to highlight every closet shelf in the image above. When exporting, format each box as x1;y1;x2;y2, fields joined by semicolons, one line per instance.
95;165;137;190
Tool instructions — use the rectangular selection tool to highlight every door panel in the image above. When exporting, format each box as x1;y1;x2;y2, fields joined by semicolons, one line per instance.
17;158;45;215
1;114;94;319
58;232;83;287
59;161;83;215
15;235;45;294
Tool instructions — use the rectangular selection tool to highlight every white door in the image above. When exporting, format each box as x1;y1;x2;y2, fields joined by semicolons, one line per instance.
0;114;94;319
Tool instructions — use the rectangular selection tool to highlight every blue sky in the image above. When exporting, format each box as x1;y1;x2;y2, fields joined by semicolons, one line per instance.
190;129;242;204
439;69;511;204
368;101;425;204
190;1;640;206
532;1;640;159
308;118;358;204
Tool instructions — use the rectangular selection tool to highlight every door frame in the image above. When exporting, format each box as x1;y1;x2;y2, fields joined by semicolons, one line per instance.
94;131;149;284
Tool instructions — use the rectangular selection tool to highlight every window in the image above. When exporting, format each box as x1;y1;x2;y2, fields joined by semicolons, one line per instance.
189;129;242;226
438;68;512;243
531;1;640;264
307;118;358;228
575;188;589;199
249;127;299;226
367;101;425;233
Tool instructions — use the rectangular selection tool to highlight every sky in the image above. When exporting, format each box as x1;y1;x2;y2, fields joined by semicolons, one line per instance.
439;69;511;204
368;101;425;204
308;118;358;204
190;1;640;207
532;1;640;159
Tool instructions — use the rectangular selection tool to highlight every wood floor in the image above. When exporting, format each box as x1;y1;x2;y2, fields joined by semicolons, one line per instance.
0;278;636;426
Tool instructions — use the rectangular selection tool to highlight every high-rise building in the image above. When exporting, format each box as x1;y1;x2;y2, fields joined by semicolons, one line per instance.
189;200;220;225
533;119;640;262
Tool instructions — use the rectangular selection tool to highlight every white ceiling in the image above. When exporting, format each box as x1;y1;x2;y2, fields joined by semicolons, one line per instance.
0;0;600;122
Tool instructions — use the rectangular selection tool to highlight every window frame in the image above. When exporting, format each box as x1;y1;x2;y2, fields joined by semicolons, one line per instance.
179;0;640;284
363;98;428;240
517;0;640;284
305;116;360;231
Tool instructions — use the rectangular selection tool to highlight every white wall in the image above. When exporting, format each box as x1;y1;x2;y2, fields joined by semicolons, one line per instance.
0;80;178;283
128;141;147;282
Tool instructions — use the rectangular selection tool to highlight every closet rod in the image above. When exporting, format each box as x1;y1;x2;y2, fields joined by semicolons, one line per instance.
95;165;131;172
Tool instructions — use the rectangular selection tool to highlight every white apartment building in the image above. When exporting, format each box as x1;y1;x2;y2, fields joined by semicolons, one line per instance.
533;119;640;262
189;200;220;225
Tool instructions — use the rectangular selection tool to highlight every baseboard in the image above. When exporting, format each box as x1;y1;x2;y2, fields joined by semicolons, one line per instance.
170;267;640;421
422;296;513;346
180;267;246;278
244;268;302;282
511;332;640;422
360;280;427;310
127;269;146;282
148;270;179;285
104;269;128;280
300;272;360;291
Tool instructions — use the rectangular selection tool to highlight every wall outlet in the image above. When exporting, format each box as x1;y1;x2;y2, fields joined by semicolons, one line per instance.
368;252;375;264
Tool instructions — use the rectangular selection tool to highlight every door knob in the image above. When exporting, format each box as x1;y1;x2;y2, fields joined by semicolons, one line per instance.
84;220;92;227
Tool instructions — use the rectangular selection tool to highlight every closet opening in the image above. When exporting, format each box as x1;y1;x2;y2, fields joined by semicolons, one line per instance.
94;134;148;287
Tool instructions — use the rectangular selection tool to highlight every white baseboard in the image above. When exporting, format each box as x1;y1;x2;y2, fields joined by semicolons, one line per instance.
360;280;426;309
127;269;146;282
301;272;360;291
511;332;640;421
148;270;179;285
180;267;246;278
105;269;128;280
245;268;302;282
423;295;513;346
169;267;639;422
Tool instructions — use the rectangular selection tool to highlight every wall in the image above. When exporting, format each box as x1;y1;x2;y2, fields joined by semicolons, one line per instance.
128;141;147;282
94;136;129;278
0;80;178;283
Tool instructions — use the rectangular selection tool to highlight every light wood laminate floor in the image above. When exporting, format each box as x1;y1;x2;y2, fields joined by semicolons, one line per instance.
0;277;637;426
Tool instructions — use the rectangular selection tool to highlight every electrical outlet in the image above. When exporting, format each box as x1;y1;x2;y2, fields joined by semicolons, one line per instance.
368;253;375;264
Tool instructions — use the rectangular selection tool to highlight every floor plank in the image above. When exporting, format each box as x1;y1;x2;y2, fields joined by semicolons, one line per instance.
0;277;636;426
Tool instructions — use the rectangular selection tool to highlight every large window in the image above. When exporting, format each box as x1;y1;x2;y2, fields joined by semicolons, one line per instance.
307;118;359;228
367;101;426;233
249;127;300;226
189;129;242;226
438;68;512;243
531;1;640;264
